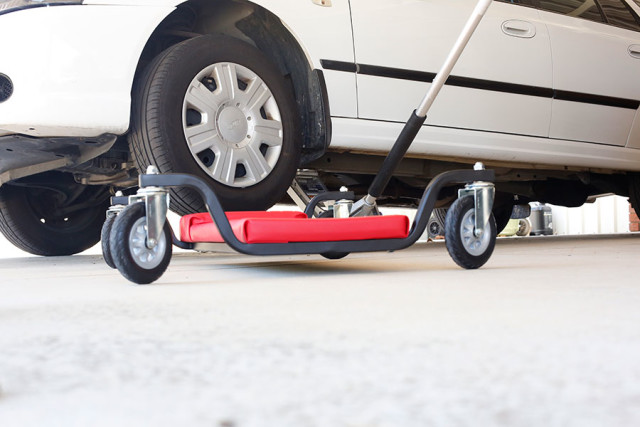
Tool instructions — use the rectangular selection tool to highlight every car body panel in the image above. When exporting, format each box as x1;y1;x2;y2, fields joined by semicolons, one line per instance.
82;0;356;69
541;8;640;146
329;117;640;172
0;4;173;138
629;109;640;148
0;1;356;139
350;0;553;138
0;0;639;180
83;0;359;117
245;0;358;117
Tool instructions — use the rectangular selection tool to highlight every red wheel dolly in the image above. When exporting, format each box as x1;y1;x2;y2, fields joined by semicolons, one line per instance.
103;0;497;284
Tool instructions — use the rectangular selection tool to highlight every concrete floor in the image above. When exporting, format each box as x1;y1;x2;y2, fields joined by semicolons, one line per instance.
0;234;639;426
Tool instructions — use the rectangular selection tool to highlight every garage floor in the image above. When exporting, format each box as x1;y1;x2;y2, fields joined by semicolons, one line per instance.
1;234;639;426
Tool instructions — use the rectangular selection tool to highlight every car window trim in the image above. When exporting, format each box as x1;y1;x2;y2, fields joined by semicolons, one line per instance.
529;0;640;32
598;0;640;31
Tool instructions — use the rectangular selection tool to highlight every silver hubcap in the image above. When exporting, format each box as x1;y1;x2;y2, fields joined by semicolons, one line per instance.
182;62;283;188
460;209;491;256
128;217;166;269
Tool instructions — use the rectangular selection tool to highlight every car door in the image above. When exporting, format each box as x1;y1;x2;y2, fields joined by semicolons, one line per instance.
347;0;553;138
536;0;640;146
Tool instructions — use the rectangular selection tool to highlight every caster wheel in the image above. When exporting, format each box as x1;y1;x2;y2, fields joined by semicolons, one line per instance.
101;214;117;269
427;208;447;239
516;218;532;237
321;252;349;260
427;219;441;239
444;195;496;269
109;202;172;284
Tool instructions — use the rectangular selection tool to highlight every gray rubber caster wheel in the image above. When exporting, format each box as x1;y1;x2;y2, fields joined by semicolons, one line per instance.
444;195;496;269
101;214;117;269
109;202;172;284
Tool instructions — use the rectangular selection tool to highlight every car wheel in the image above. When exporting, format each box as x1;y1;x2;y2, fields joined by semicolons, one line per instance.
129;35;302;215
0;183;109;256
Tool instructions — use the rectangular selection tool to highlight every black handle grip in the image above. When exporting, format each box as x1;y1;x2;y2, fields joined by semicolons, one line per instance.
368;111;426;198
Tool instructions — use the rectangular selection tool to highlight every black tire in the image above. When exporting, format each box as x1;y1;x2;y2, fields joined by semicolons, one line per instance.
109;202;172;285
444;195;497;269
321;252;349;260
101;214;116;269
129;35;302;215
0;183;109;256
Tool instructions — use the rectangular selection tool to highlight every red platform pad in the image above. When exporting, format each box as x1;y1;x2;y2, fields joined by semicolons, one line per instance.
180;211;411;244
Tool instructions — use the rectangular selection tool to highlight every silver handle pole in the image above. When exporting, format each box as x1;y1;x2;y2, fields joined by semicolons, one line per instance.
416;0;493;118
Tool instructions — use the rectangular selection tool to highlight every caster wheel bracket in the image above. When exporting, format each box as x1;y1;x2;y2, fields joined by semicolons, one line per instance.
458;162;495;237
126;166;170;250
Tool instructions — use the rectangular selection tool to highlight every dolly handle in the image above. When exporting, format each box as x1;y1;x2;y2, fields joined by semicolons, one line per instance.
368;112;425;199
367;0;492;199
416;0;493;118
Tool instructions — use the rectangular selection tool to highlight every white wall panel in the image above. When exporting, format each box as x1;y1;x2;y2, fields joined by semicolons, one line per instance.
550;196;631;235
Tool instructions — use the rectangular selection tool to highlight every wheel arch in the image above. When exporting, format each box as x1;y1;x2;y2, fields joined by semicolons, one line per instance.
132;0;331;165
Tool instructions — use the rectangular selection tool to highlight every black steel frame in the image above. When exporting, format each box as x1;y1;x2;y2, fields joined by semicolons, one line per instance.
140;168;495;257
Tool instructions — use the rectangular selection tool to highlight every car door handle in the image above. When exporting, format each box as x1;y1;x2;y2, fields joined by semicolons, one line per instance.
501;20;536;38
629;44;640;59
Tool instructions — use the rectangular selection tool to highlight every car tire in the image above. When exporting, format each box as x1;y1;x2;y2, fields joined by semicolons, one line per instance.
0;183;109;256
129;35;302;215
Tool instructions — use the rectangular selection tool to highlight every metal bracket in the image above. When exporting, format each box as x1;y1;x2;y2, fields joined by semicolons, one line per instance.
458;163;495;237
287;178;324;217
130;166;170;250
349;194;380;217
106;191;127;218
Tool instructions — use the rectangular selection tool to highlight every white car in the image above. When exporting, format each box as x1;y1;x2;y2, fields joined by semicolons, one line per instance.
1;0;640;255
